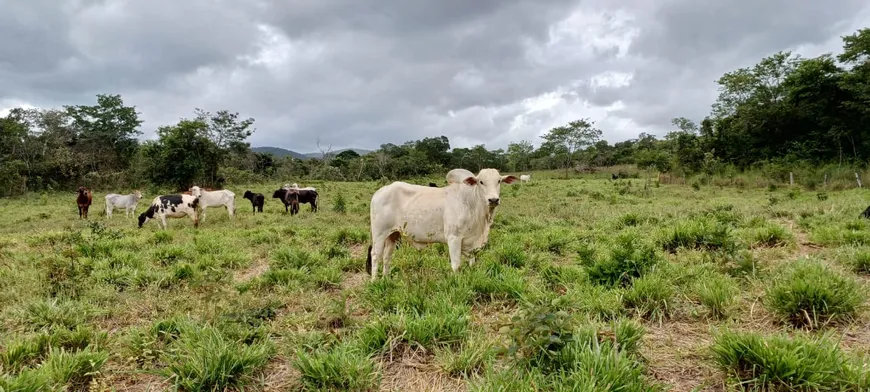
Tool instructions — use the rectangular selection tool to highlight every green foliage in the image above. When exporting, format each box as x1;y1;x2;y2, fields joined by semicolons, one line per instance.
161;323;273;391
584;231;662;287
499;300;576;371
294;343;380;391
332;192;347;214
765;259;865;329
711;330;868;390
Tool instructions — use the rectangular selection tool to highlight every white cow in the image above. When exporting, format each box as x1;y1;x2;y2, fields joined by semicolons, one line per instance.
189;186;235;222
366;168;518;280
138;194;200;229
520;174;531;183
283;183;316;192
105;190;143;218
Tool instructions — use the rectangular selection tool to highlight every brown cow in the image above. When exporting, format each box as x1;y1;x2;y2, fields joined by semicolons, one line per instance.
76;187;92;219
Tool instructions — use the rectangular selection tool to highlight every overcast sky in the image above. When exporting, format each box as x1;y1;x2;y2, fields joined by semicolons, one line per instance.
1;0;868;153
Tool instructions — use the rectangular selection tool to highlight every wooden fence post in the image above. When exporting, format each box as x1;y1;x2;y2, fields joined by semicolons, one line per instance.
790;172;794;186
856;172;863;188
824;173;828;187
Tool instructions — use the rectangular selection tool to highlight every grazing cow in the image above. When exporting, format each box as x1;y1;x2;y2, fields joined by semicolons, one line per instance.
138;194;200;229
520;174;531;183
188;186;235;222
105;190;143;218
860;205;870;219
273;188;318;213
611;173;618;180
284;182;317;192
76;187;92;219
243;190;265;214
365;168;518;280
428;182;438;187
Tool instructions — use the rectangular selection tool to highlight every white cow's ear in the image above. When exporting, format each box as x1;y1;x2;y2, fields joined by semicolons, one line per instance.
501;175;518;184
463;176;478;186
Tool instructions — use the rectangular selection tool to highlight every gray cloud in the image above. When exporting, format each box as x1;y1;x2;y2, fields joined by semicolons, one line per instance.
1;0;867;152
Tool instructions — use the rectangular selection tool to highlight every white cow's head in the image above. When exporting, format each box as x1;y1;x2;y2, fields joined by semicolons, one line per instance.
189;186;202;198
133;190;143;200
459;168;518;207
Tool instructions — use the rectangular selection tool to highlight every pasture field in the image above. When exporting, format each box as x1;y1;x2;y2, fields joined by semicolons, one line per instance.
1;176;869;391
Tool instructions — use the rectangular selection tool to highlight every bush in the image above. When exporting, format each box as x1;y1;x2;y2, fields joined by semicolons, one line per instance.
765;259;865;329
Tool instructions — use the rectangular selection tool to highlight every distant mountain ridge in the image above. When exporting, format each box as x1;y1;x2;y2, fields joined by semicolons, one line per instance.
252;146;373;160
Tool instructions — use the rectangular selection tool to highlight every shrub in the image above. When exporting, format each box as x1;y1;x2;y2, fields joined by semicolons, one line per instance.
765;259;865;329
499;301;575;371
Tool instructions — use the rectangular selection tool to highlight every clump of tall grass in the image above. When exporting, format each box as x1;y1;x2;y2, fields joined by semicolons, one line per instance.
583;230;662;287
692;273;740;319
744;223;794;248
765;259;865;329
836;247;870;274
434;334;495;378
711;330;869;390
622;273;675;321
161;323;274;391
294;343;380;391
660;217;737;254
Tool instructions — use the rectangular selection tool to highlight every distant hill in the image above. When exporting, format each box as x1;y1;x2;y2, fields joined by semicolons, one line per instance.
251;147;308;160
252;146;373;160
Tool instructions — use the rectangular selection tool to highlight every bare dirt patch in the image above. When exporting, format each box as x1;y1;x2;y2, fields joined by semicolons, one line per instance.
234;259;269;282
641;320;723;392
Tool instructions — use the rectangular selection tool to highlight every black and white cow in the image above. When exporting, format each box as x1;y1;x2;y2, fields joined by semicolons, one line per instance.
138;194;201;229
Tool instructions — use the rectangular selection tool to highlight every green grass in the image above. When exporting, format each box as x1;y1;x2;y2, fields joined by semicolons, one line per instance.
1;171;869;390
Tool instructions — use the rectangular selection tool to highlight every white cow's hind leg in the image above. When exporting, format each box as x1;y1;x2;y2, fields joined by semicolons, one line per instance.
447;235;463;272
382;237;398;278
369;236;388;281
160;215;168;229
106;204;112;218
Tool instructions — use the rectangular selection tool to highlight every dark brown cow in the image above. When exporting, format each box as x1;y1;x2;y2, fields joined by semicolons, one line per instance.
76;186;93;219
272;188;317;214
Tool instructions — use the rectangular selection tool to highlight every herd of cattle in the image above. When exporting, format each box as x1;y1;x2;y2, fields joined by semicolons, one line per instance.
74;183;320;229
71;170;533;279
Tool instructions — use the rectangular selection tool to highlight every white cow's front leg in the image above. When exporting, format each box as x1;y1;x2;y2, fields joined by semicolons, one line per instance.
447;235;463;272
160;215;168;229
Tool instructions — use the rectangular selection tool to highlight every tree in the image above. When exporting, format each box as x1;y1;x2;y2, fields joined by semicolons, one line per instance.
507;140;534;171
193;108;255;151
540;118;602;178
65;94;143;172
142;119;220;190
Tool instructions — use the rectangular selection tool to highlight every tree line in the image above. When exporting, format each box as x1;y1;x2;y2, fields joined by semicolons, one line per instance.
1;28;868;196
